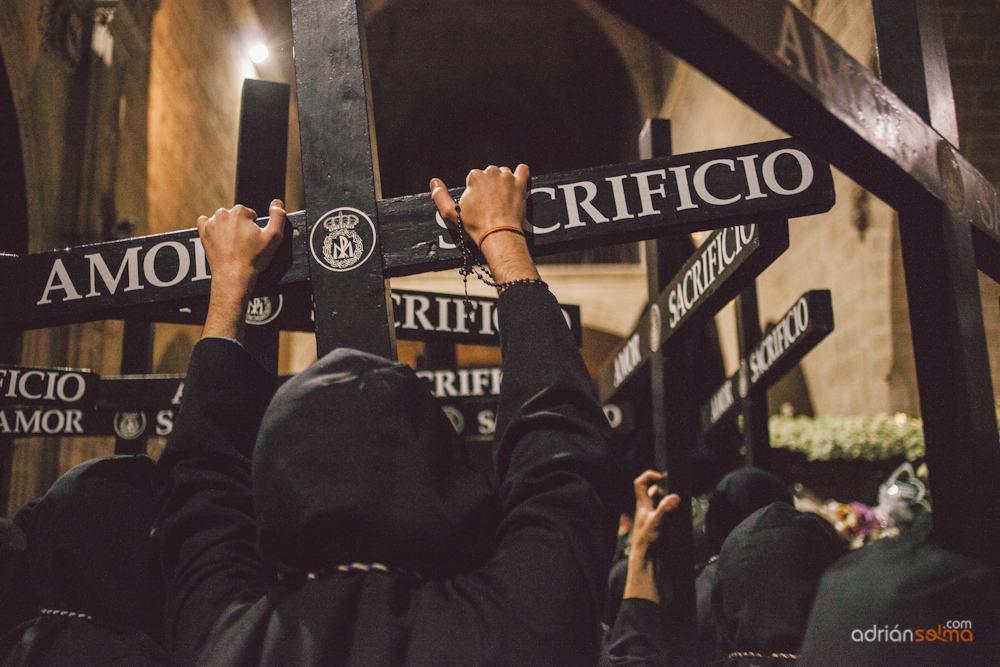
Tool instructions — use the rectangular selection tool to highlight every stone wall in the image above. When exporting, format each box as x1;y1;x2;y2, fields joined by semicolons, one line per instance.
2;0;158;514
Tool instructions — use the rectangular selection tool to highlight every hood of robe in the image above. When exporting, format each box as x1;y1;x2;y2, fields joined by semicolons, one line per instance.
253;348;502;578
711;502;845;655
0;518;35;633
797;514;1000;666
24;455;161;635
706;468;793;553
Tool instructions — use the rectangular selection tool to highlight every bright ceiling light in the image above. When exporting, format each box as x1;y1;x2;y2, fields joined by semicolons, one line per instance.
250;44;269;64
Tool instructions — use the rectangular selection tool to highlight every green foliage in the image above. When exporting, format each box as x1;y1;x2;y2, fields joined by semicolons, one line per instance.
769;406;1000;463
768;413;925;462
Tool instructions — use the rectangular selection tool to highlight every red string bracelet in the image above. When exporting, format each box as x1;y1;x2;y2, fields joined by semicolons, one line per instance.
477;225;525;249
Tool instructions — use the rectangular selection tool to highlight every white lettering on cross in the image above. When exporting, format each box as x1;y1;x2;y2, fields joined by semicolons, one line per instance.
558;181;609;228
524;188;559;234
143;241;191;288
402;294;433;331
694;159;741;206
632;169;670;216
37;259;83;305
86;247;143;297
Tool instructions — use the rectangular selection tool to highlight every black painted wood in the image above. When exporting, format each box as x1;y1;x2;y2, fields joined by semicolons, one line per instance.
873;0;959;148
874;0;1000;565
115;319;153;455
701;290;834;435
640;118;675;476
114;286;583;348
235;79;290;372
638;117;699;666
0;143;833;332
379;139;831;274
598;221;791;402
0;365;632;447
291;0;395;359
734;282;770;468
596;0;999;564
594;0;1000;282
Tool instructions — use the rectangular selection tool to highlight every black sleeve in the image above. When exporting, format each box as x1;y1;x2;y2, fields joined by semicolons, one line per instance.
152;338;276;666
607;598;669;667
474;281;616;663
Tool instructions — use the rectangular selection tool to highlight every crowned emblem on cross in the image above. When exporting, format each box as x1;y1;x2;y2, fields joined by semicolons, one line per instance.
321;210;365;270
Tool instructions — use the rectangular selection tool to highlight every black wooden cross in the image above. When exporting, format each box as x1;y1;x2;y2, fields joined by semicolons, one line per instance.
700;290;834;437
595;0;1000;566
593;131;798;664
0;361;632;447
122;285;583;349
0;136;833;332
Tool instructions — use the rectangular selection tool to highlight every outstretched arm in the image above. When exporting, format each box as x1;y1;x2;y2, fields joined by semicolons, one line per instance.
604;471;679;667
154;201;285;665
431;167;616;665
624;470;680;604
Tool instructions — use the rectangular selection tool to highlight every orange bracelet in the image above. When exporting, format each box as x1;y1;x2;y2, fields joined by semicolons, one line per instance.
477;225;525;249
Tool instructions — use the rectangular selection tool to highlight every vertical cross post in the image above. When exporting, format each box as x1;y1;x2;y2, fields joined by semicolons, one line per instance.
873;0;1000;563
234;79;290;372
290;0;396;359
640;118;699;666
734;283;771;468
114;320;153;455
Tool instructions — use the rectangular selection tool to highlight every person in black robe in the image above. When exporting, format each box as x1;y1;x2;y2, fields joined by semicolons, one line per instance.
0;516;35;635
0;455;167;666
797;513;999;666
603;470;680;667
697;468;794;662
708;501;845;666
153;164;617;666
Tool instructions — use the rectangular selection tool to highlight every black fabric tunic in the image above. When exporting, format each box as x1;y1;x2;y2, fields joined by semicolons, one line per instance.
154;283;616;667
0;518;34;636
0;456;167;667
604;598;668;667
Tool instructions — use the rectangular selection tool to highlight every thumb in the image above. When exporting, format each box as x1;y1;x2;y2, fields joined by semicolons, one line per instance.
265;199;286;241
430;178;459;225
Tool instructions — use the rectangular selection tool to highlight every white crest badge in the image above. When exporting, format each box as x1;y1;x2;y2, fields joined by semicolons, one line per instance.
442;405;465;435
309;207;377;272
738;360;750;399
245;295;283;326
648;304;662;353
114;411;147;440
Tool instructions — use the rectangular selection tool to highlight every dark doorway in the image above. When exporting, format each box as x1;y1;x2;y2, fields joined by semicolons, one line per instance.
367;0;643;263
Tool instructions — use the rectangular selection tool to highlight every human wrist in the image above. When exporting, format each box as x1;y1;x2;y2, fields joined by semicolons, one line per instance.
203;274;255;342
629;541;651;565
480;233;539;286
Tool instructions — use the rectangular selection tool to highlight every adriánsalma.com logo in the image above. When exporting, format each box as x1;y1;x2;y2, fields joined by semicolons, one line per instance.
851;620;973;643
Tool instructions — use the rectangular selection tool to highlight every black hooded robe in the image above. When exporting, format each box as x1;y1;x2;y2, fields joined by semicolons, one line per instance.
0;456;167;667
154;283;617;666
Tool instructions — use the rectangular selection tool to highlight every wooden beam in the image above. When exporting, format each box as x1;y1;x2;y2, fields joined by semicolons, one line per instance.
0;141;833;331
598;221;790;402
290;0;395;358
234;79;290;372
595;0;1000;281
700;290;833;434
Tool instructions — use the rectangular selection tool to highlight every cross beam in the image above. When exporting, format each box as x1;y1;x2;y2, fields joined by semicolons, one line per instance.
595;0;1000;280
596;0;1000;564
96;286;583;347
598;221;790;402
700;290;834;434
0;363;631;444
0;140;833;332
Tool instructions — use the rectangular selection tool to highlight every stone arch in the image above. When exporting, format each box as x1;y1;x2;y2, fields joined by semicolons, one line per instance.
366;0;642;263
